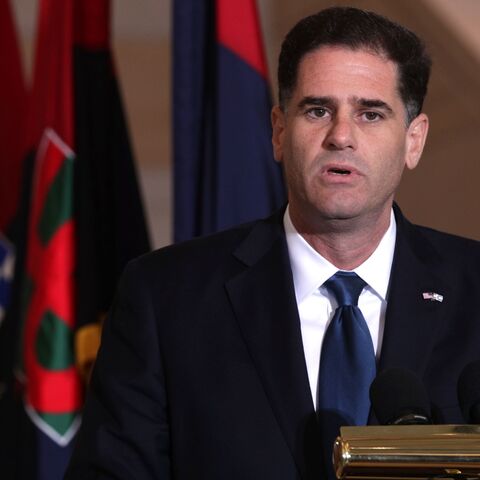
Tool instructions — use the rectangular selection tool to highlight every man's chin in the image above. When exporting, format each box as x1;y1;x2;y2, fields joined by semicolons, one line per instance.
315;200;393;229
316;203;364;222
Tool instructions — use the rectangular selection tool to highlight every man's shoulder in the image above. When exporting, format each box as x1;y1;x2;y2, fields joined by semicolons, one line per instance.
402;217;480;273
122;213;285;284
412;222;480;251
392;206;480;288
395;204;480;257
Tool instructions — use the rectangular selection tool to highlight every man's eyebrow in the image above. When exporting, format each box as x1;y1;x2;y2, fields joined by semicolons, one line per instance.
297;96;334;109
356;98;394;114
296;96;394;114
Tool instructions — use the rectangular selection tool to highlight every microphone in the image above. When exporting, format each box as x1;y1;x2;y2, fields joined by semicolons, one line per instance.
457;360;480;424
369;368;431;425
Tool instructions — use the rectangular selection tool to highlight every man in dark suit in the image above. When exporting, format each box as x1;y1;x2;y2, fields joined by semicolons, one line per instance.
66;7;480;479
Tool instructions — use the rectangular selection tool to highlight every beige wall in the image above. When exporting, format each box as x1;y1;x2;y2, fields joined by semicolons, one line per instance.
12;0;480;247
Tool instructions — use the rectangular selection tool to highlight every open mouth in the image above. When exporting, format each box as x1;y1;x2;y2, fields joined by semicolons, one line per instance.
329;168;351;175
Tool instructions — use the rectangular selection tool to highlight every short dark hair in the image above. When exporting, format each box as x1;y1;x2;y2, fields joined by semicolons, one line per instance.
278;7;432;124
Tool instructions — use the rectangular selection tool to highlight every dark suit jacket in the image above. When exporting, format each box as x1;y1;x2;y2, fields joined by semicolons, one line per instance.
65;206;480;479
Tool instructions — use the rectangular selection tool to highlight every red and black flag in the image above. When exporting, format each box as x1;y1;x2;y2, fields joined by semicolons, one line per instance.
173;0;286;242
73;0;150;374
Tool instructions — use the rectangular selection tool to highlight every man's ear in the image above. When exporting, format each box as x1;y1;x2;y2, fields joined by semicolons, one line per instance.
405;113;429;170
271;105;286;163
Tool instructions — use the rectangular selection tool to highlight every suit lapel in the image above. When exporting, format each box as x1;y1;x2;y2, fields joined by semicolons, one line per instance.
379;207;452;376
224;207;451;473
225;215;323;480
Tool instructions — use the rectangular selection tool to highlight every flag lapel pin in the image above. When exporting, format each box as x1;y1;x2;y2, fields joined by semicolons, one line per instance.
422;292;444;303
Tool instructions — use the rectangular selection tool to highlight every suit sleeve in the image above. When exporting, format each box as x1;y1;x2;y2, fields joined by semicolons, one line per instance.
65;259;171;479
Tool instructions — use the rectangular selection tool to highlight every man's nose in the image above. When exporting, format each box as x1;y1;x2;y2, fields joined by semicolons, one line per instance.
322;116;357;151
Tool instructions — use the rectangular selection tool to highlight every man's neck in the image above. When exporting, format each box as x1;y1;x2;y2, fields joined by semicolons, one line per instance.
289;207;392;270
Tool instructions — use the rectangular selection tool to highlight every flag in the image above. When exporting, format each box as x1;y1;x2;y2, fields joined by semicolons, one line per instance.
73;0;150;376
173;0;286;242
7;1;150;478
22;127;80;448
0;0;28;234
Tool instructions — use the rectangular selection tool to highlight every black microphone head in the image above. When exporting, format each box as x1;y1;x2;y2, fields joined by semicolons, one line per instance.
370;368;431;425
457;360;480;424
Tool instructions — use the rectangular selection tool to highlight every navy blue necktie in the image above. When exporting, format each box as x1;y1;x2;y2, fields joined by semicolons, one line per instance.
317;271;376;478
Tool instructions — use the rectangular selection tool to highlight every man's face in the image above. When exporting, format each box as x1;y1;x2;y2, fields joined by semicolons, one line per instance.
272;46;428;231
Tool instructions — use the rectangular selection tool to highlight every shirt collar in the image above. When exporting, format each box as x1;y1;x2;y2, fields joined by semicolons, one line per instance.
284;206;396;303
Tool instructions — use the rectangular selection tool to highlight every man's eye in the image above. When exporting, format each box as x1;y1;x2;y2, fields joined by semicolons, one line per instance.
307;107;328;119
363;111;382;121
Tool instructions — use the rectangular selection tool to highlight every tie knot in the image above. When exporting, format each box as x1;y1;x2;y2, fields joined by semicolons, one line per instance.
324;271;366;306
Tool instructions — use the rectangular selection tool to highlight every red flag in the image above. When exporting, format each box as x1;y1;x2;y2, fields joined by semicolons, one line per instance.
0;0;28;232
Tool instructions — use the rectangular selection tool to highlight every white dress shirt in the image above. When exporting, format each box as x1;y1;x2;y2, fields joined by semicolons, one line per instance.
283;207;397;408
